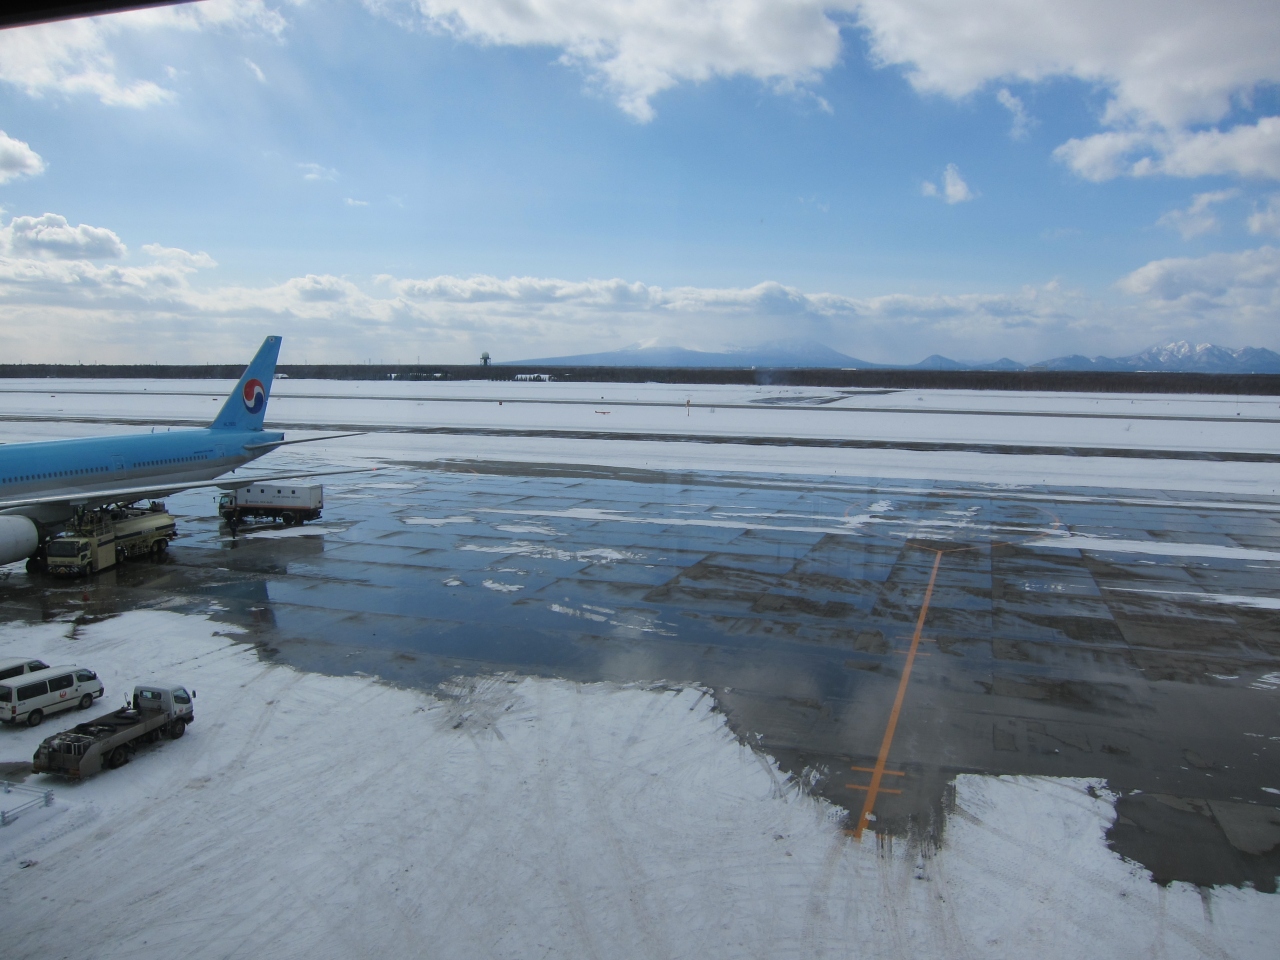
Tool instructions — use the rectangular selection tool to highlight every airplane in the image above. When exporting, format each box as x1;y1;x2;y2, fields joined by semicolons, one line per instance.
0;335;358;567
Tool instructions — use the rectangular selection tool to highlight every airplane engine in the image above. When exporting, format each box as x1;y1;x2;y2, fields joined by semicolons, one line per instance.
0;515;39;565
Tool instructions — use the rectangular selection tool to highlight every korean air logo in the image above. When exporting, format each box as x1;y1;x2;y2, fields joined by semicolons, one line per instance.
242;378;266;414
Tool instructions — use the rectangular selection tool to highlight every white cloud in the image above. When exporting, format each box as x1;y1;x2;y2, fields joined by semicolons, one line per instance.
855;0;1280;181
245;58;267;83
995;88;1031;140
922;164;972;204
345;198;369;207
1156;189;1239;240
0;213;126;259
855;1;1269;125
1143;119;1280;180
0;131;45;184
299;163;338;182
141;243;217;268
1111;245;1280;347
0;18;172;107
1119;246;1280;302
1057;118;1280;182
1248;195;1280;237
369;0;852;122
942;164;972;203
0;0;286;107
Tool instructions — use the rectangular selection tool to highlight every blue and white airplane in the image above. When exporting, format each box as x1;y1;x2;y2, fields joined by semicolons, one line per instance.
0;336;354;567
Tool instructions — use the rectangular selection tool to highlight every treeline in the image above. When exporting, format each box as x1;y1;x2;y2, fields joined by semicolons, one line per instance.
1;363;1279;395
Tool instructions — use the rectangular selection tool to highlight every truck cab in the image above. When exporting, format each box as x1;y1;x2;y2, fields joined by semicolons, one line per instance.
132;684;195;723
45;536;93;573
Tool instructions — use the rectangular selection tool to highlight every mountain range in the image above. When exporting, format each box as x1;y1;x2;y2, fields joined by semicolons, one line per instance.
508;340;1280;374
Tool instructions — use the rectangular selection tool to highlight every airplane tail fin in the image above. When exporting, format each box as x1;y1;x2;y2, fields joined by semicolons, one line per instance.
211;336;282;432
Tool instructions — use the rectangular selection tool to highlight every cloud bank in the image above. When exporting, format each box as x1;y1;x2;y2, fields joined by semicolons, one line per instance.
0;213;126;260
2;211;1277;364
361;0;1280;182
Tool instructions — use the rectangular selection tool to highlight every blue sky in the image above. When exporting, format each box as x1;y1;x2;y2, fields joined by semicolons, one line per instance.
0;0;1278;364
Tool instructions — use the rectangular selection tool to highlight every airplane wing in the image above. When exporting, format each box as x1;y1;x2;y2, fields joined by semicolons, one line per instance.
0;467;374;512
242;432;365;452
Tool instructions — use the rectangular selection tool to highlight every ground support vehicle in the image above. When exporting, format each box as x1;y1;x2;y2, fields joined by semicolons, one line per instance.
31;684;194;778
0;658;50;682
0;665;104;726
219;483;322;532
45;503;176;576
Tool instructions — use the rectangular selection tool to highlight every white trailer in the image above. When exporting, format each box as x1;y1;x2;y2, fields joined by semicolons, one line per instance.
219;483;323;532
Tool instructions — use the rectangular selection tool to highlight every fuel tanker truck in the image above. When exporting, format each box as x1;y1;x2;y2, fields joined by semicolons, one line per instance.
44;504;176;576
1;504;176;576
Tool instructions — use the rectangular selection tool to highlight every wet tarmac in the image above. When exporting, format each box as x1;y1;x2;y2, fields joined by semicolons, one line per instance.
2;457;1279;891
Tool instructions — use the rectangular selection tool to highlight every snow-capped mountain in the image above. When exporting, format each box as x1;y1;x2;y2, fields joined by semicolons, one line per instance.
1035;342;1280;373
510;339;1280;373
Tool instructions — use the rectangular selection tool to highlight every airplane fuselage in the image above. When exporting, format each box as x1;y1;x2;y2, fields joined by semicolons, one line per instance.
0;427;284;525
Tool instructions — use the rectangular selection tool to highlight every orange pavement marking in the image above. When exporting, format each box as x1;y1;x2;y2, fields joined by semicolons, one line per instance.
850;548;943;840
849;765;904;776
845;784;903;794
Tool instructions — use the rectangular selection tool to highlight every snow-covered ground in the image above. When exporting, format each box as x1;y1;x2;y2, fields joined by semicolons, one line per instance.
0;612;1273;960
2;378;1278;452
1;378;1279;496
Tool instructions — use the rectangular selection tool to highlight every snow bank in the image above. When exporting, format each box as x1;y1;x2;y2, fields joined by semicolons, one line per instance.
0;612;1273;959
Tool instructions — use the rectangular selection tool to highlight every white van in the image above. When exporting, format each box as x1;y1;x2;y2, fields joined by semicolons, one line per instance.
0;658;50;682
0;665;105;727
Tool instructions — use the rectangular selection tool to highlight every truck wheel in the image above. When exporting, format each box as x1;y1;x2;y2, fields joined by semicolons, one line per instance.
107;746;130;769
78;694;94;710
168;719;186;739
26;709;43;727
282;513;297;526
